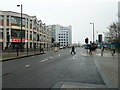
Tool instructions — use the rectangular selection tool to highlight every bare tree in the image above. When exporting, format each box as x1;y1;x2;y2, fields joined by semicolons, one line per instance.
107;22;120;42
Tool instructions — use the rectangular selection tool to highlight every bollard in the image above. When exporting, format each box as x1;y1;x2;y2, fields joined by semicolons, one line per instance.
27;47;28;54
16;47;19;56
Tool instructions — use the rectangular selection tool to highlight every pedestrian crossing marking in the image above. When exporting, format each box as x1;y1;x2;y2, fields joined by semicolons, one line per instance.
49;57;53;59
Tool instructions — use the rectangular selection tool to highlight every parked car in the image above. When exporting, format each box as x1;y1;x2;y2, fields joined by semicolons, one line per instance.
84;44;90;49
59;46;63;49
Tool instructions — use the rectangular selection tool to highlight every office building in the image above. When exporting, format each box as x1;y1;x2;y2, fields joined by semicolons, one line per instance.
49;24;72;47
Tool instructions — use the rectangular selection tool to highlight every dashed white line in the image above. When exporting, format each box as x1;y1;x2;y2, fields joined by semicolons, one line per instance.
73;56;75;59
59;54;61;56
39;59;48;62
49;57;53;59
25;65;30;68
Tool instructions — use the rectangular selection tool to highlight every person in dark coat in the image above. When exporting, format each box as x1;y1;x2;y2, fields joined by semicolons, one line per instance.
71;46;76;55
101;45;105;56
89;44;92;54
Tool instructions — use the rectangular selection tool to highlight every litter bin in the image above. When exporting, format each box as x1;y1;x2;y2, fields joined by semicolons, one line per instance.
54;47;59;52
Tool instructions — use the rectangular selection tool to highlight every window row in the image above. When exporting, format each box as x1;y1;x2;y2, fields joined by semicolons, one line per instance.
0;16;47;31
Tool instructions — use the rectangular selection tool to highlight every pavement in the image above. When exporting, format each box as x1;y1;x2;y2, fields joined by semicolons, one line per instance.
0;48;55;62
61;48;119;88
82;48;118;58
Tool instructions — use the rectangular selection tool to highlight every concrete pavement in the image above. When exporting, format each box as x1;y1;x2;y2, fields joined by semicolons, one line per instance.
82;48;118;88
59;48;118;88
1;48;55;62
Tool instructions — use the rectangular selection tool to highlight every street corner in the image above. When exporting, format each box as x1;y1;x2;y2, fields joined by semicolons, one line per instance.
95;53;118;58
52;81;106;88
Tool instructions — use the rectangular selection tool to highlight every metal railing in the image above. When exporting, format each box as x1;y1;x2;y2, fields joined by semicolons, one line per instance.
1;47;54;60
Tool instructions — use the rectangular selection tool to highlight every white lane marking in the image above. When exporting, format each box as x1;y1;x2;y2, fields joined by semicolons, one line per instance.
82;54;88;56
25;65;30;68
73;56;75;59
73;54;77;59
59;54;61;56
49;57;53;59
110;71;118;82
39;59;48;62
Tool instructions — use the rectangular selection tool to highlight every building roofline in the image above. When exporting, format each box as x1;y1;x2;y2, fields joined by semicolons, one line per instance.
0;10;31;17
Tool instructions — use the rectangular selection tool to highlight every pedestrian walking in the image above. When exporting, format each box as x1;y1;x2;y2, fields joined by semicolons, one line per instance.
71;46;76;55
89;44;92;54
101;45;105;56
111;44;116;56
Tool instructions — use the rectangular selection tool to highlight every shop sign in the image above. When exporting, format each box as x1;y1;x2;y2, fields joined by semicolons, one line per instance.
11;26;26;30
10;39;26;42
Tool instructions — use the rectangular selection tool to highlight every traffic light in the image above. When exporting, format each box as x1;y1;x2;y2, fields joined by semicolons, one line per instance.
52;38;55;43
85;38;88;44
90;41;92;44
98;34;102;43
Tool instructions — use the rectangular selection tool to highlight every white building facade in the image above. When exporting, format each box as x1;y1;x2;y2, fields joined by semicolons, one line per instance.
49;24;72;47
0;10;51;50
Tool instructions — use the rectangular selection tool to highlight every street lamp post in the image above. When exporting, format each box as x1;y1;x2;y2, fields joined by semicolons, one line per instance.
17;4;23;52
90;23;95;43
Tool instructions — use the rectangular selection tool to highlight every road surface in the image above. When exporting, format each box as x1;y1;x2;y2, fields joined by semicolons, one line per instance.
2;48;111;88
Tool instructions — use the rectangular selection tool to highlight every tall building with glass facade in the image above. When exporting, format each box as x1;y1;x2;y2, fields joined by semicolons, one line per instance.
0;10;51;50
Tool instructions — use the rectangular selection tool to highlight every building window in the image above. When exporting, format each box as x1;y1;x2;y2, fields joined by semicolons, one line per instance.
11;16;25;26
11;17;18;24
1;15;4;25
30;42;32;48
30;20;32;29
7;16;9;26
22;19;26;25
27;20;28;28
30;31;32;38
33;20;37;28
0;30;3;38
11;29;25;37
1;15;4;20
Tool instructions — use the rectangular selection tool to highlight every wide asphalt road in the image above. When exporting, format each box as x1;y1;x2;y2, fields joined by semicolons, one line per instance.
2;47;105;88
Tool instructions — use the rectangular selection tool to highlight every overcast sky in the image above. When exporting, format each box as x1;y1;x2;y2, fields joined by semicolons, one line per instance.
0;0;119;44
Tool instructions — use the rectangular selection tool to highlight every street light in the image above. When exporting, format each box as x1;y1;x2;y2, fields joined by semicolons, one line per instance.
90;22;95;43
17;4;23;52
